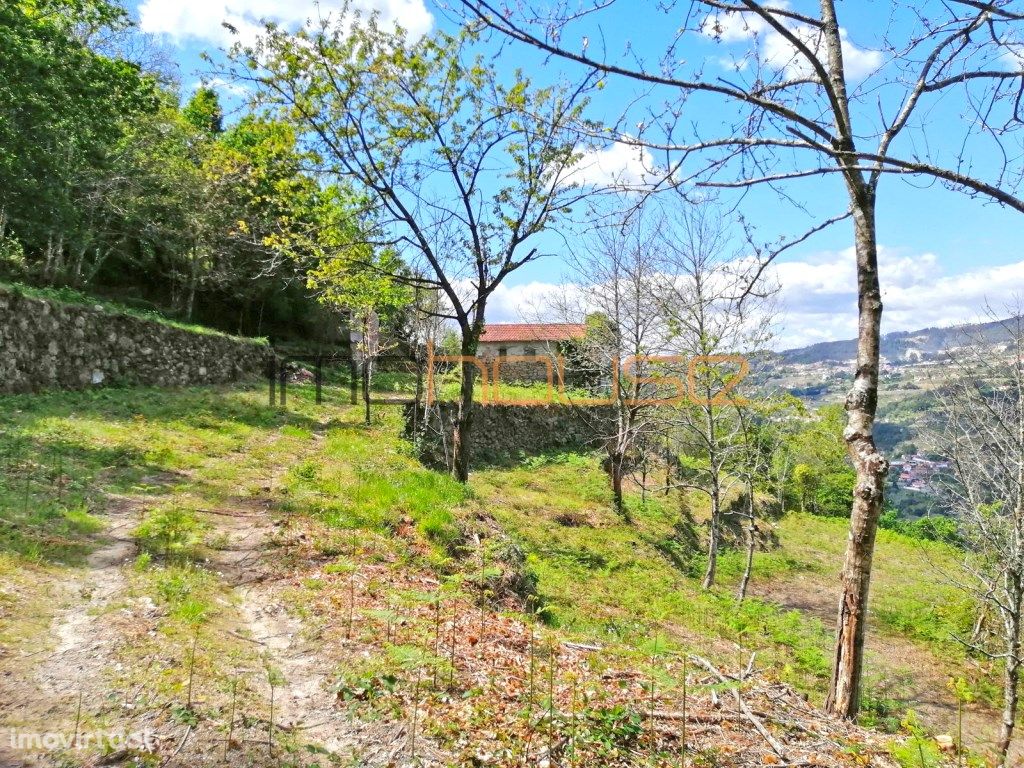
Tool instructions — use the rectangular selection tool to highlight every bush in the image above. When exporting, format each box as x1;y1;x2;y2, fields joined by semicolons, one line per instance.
879;510;962;546
135;506;205;559
813;469;856;517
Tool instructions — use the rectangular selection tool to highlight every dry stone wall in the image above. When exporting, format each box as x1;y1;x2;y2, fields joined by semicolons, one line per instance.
405;401;619;466
0;285;269;394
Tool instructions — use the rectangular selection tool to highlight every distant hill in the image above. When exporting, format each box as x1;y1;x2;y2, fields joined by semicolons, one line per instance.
780;316;1019;365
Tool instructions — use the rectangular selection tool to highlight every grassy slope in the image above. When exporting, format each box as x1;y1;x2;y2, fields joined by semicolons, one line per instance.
0;381;996;765
0;280;268;343
471;457;988;712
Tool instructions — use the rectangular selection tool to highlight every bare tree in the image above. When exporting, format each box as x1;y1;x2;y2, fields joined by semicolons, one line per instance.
552;207;666;516
458;0;1024;716
730;396;788;601
933;310;1024;766
657;203;774;589
223;7;596;481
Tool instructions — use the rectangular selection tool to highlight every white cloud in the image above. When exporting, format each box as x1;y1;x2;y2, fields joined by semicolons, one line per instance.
484;249;1024;351
702;6;881;81
565;141;660;189
485;281;577;324
700;8;773;42
194;77;250;97
999;42;1024;71
772;247;1024;348
763;26;881;80
138;0;432;46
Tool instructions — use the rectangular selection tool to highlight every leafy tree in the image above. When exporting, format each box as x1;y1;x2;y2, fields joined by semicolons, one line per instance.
0;0;155;276
183;87;223;135
223;9;596;480
307;247;412;423
791;464;819;515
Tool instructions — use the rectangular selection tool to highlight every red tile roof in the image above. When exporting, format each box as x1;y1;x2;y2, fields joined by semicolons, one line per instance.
479;323;586;343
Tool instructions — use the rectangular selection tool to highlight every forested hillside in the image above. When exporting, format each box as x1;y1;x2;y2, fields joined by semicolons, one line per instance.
0;0;356;340
779;317;1018;366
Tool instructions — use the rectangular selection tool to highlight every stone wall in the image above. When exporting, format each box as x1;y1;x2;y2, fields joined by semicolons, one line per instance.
405;401;618;466
0;285;269;394
477;349;561;384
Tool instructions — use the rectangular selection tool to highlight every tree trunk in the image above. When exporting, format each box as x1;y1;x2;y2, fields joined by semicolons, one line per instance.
349;311;360;405
610;450;625;516
185;250;199;321
362;359;371;425
348;357;358;405
737;480;757;601
664;436;672;497
703;480;721;589
71;243;88;287
452;331;479;483
826;194;889;719
997;609;1021;766
361;315;372;425
43;233;62;284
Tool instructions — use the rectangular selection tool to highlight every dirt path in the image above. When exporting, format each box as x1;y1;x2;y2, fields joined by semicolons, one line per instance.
0;477;175;767
0;421;420;767
204;485;417;765
749;573;1023;762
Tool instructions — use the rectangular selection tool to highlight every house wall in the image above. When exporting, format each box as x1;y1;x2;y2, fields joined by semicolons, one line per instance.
477;342;561;383
477;342;544;357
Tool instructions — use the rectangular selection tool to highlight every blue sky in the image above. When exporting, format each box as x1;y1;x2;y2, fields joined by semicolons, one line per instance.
126;0;1024;349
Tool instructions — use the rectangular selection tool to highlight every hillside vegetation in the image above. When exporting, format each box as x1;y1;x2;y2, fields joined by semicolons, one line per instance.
0;379;1010;766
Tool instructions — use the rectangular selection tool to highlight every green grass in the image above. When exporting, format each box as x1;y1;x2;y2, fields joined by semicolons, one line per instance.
281;410;468;551
0;378;995;752
753;513;975;654
469;455;835;692
328;368;592;404
0;383;297;565
0;381;978;676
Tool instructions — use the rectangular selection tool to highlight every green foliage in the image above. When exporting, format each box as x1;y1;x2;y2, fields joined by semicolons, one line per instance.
879;511;961;546
0;1;365;341
223;6;596;378
813;469;856;517
0;0;156;251
135;506;205;559
519;452;594;471
858;690;907;733
182;87;224;135
149;564;215;616
784;405;856;516
888;712;942;768
574;705;644;758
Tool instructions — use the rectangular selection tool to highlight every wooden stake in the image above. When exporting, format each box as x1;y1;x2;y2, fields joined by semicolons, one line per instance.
225;678;237;759
72;690;83;749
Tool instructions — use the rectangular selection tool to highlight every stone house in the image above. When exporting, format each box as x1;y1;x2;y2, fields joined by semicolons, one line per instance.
477;323;586;383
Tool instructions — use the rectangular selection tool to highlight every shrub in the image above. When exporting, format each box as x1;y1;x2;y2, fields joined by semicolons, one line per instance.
879;511;962;546
135;507;205;559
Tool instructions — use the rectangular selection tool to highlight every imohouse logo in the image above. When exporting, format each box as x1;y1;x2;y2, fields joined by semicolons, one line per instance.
424;343;750;407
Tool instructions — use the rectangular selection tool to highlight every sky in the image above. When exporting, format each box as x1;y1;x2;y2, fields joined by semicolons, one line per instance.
126;0;1024;350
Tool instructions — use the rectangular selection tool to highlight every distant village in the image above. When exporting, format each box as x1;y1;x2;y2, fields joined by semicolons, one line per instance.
890;455;950;494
